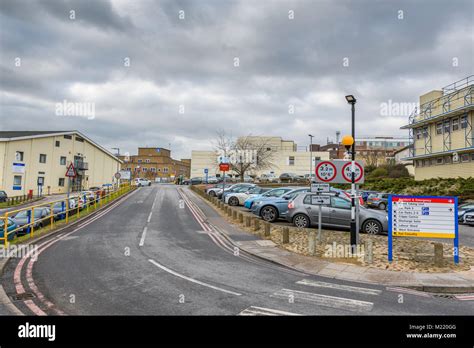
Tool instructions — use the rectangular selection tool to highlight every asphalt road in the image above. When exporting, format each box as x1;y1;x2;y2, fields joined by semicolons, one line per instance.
3;184;474;316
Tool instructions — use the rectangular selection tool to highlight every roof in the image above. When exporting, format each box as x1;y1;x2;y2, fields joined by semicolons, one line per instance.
0;130;122;163
393;144;413;155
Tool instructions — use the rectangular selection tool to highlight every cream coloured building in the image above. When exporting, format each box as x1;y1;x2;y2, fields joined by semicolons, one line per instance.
191;136;330;178
0;131;122;196
401;76;474;180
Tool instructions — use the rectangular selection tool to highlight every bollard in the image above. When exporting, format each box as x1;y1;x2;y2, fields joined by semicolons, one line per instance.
224;206;228;213
253;218;260;231
232;210;238;220
365;239;373;264
264;222;271;237
228;208;232;217
434;243;444;267
238;212;244;223
245;216;251;227
282;227;289;244
307;229;316;256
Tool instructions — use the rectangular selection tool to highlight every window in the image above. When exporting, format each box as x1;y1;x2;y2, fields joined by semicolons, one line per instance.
431;158;437;165
157;168;161;172
75;136;84;142
415;128;421;140
461;115;468;129
163;167;169;173
436;157;443;165
39;154;47;163
64;135;72;140
60;156;67;165
452;118;459;131
137;159;142;163
142;168;148;172
461;154;470;162
444;120;450;133
423;127;429;138
13;176;22;185
15;151;24;161
471;153;474;161
150;168;156;172
55;140;60;147
288;156;295;165
58;178;65;186
331;197;351;209
423;159;430;167
145;159;150;163
444;156;452;164
436;122;442;135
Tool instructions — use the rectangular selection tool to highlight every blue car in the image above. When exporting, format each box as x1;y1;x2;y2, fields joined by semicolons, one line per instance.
251;188;311;222
0;217;17;243
244;187;295;209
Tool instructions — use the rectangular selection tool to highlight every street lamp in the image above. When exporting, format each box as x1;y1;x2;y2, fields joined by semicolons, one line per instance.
308;134;314;185
344;94;357;254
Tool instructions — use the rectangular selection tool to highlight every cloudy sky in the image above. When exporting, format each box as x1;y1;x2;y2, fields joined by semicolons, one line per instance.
1;0;473;159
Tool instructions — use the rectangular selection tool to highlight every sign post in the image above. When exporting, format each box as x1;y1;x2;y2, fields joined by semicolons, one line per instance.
388;195;458;264
219;162;230;201
204;168;209;184
65;163;77;201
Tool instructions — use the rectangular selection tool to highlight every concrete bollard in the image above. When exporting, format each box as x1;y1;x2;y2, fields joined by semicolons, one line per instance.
238;212;244;223
224;205;228;213
365;239;373;264
253;218;260;231
282;227;290;244
307;230;316;255
232;210;238;220
264;222;271;237
434;243;444;267
245;216;251;227
228;208;233;217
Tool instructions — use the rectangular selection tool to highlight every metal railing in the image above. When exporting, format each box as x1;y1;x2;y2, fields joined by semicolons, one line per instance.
1;183;133;247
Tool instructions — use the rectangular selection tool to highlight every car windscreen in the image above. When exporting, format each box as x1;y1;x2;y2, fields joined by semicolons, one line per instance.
264;188;292;197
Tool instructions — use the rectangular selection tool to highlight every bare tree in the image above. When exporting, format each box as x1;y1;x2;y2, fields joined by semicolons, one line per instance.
214;131;275;182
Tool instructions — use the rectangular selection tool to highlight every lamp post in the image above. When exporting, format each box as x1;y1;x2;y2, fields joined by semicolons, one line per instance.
308;134;314;185
344;94;357;254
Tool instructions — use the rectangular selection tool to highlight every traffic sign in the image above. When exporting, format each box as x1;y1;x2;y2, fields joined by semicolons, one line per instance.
341;162;364;183
388;195;459;263
114;172;121;179
311;183;330;193
314;160;364;184
311;195;331;205
315;162;337;182
204;168;209;174
219;163;230;172
65;163;77;178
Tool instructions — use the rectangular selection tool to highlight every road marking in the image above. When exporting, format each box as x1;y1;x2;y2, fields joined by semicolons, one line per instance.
271;289;374;312
139;227;148;247
455;294;474;301
238;306;302;316
297;279;382;296
386;287;432;298
147;212;153;223
148;259;241;296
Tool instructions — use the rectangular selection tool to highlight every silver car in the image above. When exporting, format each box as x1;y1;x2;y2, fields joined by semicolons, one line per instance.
287;193;388;235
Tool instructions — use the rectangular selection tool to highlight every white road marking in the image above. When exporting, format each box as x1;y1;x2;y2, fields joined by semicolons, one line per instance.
454;294;474;301
147;212;153;223
386;287;432;298
139;227;148;247
271;289;374;312
148;259;242;296
238;306;302;316
297;279;382;296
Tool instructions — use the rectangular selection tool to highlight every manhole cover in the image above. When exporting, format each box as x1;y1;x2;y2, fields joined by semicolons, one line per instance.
11;292;35;301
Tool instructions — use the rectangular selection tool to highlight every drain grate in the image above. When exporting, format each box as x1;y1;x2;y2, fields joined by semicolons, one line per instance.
434;294;456;300
11;292;36;301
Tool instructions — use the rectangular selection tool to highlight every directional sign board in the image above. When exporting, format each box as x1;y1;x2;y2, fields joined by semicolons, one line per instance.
311;183;330;193
65;163;77;178
388;195;459;263
314;160;364;184
311;195;331;205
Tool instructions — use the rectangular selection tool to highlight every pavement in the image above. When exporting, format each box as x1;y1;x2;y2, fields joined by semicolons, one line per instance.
1;184;473;316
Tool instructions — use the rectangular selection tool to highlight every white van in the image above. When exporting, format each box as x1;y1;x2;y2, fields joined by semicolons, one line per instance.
134;178;151;187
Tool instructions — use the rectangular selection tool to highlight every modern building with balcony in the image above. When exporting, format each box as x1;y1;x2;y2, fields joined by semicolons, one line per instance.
400;76;474;180
0;131;122;195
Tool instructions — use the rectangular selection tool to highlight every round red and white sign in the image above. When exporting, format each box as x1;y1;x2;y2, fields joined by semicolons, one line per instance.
315;162;337;182
342;162;363;183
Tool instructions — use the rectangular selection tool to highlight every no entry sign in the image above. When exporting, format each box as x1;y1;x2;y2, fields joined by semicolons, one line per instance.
314;160;364;184
219;163;230;172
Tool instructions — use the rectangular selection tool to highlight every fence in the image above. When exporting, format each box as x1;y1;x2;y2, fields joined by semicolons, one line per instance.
1;183;134;247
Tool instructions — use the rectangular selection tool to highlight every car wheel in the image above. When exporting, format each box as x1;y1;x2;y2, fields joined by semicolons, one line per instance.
378;202;386;210
148;183;151;186
362;219;382;235
293;214;310;228
229;197;239;206
209;191;216;197
261;206;278;222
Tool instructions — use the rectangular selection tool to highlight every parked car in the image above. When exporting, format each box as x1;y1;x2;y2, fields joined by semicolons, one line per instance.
52;199;78;220
134;178;151;187
0;190;7;203
206;184;233;197
304;174;317;183
225;187;270;206
0;217;17;242
359;190;378;203
463;212;474;226
251;188;311;222
244;187;295;209
279;173;305;183
287;193;388;234
204;176;219;184
12;207;51;235
218;183;255;199
458;203;474;223
258;173;278;183
366;193;389;210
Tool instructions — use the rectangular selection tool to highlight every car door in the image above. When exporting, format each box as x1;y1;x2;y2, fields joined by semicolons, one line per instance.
303;194;331;225
328;196;352;227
